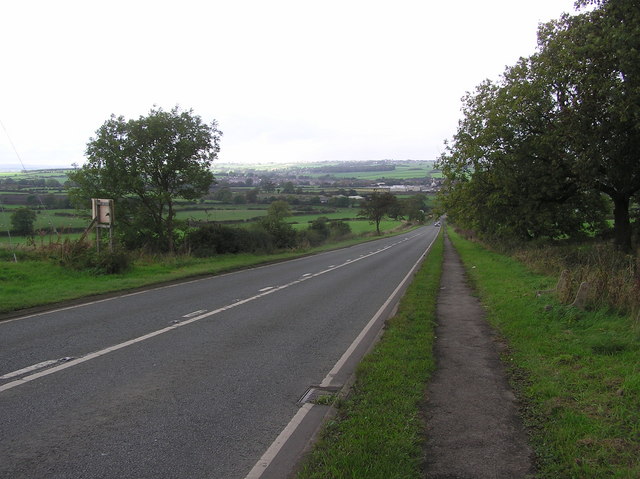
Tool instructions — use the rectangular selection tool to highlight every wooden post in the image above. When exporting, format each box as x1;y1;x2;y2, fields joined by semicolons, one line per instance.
536;269;569;297
571;281;590;310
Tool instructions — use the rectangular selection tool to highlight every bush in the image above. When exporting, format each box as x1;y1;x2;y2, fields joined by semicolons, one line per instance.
298;228;326;247
188;223;275;257
58;239;132;274
329;220;352;238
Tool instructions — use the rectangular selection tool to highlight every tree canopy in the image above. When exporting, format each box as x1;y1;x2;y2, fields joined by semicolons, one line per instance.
438;0;639;251
358;191;399;235
11;207;37;236
68;106;222;252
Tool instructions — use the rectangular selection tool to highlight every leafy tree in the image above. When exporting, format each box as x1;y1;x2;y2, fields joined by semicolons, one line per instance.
438;58;607;240
258;200;296;249
403;194;430;222
281;181;296;194
438;1;640;245
68;106;222;252
535;0;640;251
358;192;398;235
245;188;259;203
260;178;276;193
265;200;291;221
11;207;37;236
214;187;233;203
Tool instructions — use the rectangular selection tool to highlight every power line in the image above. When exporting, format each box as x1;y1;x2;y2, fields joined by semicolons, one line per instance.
1;118;59;236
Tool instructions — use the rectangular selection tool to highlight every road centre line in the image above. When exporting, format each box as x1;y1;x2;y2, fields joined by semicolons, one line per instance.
1;359;60;380
0;232;426;394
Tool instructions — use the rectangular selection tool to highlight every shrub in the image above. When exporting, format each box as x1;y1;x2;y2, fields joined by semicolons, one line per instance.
329;220;352;238
188;223;276;257
58;239;132;274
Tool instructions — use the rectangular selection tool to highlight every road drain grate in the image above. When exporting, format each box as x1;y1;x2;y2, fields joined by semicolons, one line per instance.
297;385;341;406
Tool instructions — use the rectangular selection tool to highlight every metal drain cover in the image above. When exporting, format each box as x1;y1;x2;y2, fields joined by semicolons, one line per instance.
297;385;340;406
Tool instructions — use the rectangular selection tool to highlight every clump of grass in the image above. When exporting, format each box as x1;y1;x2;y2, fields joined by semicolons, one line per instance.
448;227;640;478
512;242;640;316
297;232;443;479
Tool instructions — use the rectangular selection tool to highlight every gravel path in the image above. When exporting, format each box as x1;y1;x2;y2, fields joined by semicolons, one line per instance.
423;234;535;479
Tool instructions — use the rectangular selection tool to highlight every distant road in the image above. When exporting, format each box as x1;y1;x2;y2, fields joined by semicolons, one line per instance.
0;226;438;479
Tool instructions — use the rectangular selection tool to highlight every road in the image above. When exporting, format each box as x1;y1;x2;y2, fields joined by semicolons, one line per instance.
0;226;438;479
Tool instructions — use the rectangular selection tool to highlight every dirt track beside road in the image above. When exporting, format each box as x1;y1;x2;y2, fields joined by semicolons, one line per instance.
423;234;535;478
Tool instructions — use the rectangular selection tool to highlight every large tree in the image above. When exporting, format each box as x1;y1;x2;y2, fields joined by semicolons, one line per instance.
536;0;640;251
69;106;222;252
438;58;607;240
358;191;399;235
439;0;638;249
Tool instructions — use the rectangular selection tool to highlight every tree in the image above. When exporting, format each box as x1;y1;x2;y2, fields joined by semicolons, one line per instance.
68;106;222;252
245;188;259;203
265;200;291;221
281;181;296;194
535;0;640;251
260;178;276;193
11;207;36;236
358;192;398;235
403;194;430;222
438;1;640;245
258;200;297;249
438;59;607;241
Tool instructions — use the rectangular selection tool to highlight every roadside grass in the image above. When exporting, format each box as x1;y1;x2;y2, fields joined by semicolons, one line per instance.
297;230;443;479
0;225;420;316
447;227;640;478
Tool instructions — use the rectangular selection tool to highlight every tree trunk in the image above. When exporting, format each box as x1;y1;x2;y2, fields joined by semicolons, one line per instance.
612;193;632;253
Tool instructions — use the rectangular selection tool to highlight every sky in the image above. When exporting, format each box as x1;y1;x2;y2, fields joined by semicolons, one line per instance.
0;0;580;170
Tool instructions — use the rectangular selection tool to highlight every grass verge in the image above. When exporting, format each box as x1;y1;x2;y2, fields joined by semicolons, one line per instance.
0;225;421;316
296;230;443;478
447;227;640;478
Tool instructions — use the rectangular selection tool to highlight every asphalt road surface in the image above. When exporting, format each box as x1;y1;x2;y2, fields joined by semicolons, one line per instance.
0;226;438;479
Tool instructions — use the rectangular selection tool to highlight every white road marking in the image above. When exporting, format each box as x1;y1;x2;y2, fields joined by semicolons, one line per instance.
320;230;438;388
259;287;274;292
1;359;59;380
182;310;207;318
244;230;439;478
0;231;428;397
244;403;314;479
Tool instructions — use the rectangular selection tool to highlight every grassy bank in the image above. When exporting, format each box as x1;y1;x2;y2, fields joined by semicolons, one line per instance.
448;227;640;478
297;230;443;478
0;226;418;316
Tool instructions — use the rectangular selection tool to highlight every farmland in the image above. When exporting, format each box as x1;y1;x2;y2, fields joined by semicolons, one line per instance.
0;160;440;248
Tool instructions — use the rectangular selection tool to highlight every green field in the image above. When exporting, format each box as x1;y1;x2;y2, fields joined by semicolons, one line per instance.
0;209;89;231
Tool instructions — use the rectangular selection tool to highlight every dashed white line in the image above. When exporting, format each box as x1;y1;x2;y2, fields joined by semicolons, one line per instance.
244;229;438;478
1;360;59;380
182;310;207;318
0;231;427;395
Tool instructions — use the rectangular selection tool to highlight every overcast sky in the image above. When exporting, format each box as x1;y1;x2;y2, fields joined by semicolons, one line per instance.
1;0;580;170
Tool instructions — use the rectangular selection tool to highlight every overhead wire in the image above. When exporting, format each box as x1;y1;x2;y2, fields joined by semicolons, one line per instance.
0;118;59;239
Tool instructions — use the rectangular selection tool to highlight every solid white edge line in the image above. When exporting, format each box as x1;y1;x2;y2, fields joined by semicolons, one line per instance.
319;231;438;388
243;229;439;478
244;403;314;479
